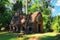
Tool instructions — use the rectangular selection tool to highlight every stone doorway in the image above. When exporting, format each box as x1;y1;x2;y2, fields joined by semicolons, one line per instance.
37;24;41;33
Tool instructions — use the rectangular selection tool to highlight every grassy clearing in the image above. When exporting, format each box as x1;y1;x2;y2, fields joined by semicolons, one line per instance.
0;32;60;40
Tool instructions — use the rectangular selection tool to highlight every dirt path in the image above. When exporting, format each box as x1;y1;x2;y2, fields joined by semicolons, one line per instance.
28;36;40;40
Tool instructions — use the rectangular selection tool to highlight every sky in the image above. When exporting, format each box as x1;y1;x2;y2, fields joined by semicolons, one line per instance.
51;0;60;17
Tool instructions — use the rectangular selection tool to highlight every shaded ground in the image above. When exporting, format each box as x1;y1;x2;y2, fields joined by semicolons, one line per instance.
0;32;19;40
0;32;60;40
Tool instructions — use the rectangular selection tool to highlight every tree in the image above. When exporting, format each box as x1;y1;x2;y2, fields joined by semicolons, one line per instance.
51;16;60;32
41;0;54;32
0;0;13;31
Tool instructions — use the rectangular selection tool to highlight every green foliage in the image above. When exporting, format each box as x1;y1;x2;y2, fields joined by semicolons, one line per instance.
0;4;6;13
42;0;52;32
13;0;22;11
23;0;41;14
51;16;60;32
28;3;40;13
0;0;13;29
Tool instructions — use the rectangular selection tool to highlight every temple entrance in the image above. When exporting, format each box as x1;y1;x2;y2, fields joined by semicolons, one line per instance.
37;24;41;33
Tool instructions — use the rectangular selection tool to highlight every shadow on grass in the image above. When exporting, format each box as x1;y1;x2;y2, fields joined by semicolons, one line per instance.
39;34;60;40
0;32;21;40
39;36;55;40
54;34;60;40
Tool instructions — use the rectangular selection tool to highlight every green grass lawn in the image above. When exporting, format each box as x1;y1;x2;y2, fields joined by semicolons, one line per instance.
0;32;19;40
0;32;60;40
